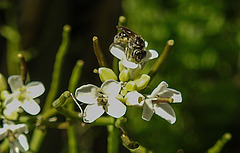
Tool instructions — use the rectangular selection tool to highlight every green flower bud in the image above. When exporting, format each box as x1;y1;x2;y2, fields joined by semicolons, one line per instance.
133;74;150;91
119;69;130;82
0;73;8;91
98;67;118;82
0;90;10;101
4;109;19;120
125;81;136;92
118;61;125;72
120;87;128;96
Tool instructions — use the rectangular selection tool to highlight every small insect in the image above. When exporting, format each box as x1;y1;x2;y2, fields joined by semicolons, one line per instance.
111;26;147;63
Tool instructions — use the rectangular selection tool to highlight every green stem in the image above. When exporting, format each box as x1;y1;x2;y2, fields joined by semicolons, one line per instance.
118;16;127;27
207;132;232;153
92;36;108;67
42;25;71;112
148;40;174;77
0;138;9;153
91;116;115;126
107;123;119;153
29;129;47;153
30;23;72;152
66;60;84;153
67;126;78;153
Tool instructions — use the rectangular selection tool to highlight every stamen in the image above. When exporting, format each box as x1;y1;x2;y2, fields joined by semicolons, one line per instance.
70;93;83;116
152;97;174;103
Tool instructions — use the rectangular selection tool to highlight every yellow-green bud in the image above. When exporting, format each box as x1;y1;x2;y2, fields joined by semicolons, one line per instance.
0;73;8;91
133;74;150;91
120;88;128;96
118;61;125;72
4;109;19;120
98;67;118;82
116;94;125;103
119;69;130;82
125;81;136;92
0;90;10;101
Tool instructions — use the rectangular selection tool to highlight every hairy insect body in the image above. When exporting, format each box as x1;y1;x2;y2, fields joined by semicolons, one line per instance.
111;26;147;64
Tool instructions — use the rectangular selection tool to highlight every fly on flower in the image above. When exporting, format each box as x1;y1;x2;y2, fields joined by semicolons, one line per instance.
110;26;158;69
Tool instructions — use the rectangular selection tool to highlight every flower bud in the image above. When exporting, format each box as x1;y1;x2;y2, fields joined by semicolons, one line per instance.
4;108;19;120
125;81;136;92
133;74;150;91
0;73;8;91
118;61;126;72
0;90;10;101
119;69;130;82
98;67;117;82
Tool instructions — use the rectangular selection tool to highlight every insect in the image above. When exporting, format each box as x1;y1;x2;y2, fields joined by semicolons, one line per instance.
111;26;147;63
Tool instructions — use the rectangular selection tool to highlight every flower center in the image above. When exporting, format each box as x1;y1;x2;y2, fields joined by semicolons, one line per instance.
17;87;27;102
96;90;108;106
7;129;17;142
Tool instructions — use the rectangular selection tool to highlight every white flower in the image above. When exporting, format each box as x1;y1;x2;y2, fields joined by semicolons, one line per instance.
75;80;126;123
0;121;29;153
110;42;158;69
125;81;182;124
3;75;45;116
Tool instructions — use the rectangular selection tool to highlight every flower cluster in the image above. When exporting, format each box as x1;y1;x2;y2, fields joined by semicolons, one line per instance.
0;74;45;153
75;26;182;123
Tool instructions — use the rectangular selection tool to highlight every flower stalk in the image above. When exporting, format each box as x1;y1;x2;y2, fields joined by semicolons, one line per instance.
148;39;174;77
93;36;108;67
207;132;232;153
43;24;71;112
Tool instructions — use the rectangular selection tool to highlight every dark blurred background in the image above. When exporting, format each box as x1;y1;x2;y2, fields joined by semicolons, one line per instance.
0;0;240;153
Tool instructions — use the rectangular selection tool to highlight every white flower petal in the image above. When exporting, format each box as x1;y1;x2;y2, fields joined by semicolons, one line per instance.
83;104;104;123
5;99;21;111
0;128;7;140
17;134;29;151
20;100;40;115
125;91;144;106
150;81;168;97
10;124;28;134
4;96;19;108
8;75;24;92
75;84;99;104
110;45;125;60
106;97;126;118
154;103;176;124
101;80;121;97
26;81;45;98
159;88;182;103
122;58;139;69
145;49;158;60
142;99;154;121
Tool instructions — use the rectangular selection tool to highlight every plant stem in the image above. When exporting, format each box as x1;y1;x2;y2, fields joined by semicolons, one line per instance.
107;123;119;153
93;36;108;67
29;129;47;153
207;132;232;153
42;25;71;112
0;138;9;153
148;40;174;77
66;60;84;153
